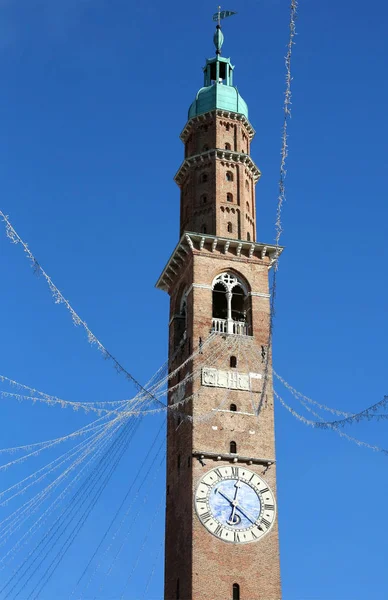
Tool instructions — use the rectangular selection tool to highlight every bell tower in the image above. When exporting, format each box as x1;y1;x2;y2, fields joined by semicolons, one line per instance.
156;23;283;600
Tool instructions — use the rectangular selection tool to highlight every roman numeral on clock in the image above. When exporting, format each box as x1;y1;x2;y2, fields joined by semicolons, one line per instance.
260;518;271;529
264;504;274;511
231;466;239;477
214;524;223;537
260;487;269;494
214;469;223;479
201;511;212;524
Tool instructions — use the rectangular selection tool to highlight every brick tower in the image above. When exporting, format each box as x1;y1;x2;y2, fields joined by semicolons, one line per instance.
156;23;282;600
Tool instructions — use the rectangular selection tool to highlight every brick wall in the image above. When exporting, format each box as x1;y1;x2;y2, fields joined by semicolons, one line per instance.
164;249;281;600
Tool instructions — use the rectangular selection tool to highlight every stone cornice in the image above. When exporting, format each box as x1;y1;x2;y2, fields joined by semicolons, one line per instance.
174;149;261;187
180;110;256;143
155;232;284;293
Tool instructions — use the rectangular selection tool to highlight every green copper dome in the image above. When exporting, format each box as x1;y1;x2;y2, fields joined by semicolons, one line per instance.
188;26;248;121
188;82;248;120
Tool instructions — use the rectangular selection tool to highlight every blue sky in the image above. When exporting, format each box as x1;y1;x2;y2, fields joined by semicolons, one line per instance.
0;0;387;598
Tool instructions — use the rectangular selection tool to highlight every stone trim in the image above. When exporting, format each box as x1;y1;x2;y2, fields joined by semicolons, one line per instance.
192;450;275;467
174;148;261;186
155;232;284;293
180;110;256;143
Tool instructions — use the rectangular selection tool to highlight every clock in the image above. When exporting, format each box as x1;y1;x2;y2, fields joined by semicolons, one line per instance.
194;465;276;544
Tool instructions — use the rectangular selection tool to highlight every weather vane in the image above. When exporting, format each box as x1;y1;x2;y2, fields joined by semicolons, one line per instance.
212;7;236;55
212;6;237;28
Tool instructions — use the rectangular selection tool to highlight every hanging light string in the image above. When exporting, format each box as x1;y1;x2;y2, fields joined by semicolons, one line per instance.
141;540;164;600
0;375;127;411
273;370;352;417
72;419;166;598
258;0;298;416
118;492;165;600
0;211;165;410
273;369;388;426
97;452;166;597
0;414;129;564
274;390;388;456
3;419;137;600
0;363;166;564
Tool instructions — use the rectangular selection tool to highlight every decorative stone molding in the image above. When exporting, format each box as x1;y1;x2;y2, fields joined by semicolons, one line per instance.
155;232;284;292
180;110;255;143
174;149;261;187
192;450;275;467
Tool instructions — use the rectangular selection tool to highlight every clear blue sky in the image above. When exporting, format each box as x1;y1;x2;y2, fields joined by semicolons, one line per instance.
0;0;387;598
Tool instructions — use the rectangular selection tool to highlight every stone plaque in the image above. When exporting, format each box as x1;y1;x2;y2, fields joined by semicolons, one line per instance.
201;368;251;391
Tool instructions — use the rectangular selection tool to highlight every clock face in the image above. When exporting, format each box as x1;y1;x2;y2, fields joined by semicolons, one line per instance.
194;465;276;544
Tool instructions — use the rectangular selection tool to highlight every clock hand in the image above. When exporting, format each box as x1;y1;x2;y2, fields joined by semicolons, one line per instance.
216;489;235;505
216;489;260;526
234;503;260;525
228;479;241;525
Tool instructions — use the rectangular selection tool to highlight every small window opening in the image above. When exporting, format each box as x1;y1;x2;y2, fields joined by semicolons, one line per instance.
177;454;181;470
247;232;251;241
230;356;237;368
202;144;209;151
212;282;227;320
187;456;191;467
231;285;245;322
246;201;250;213
227;193;233;203
230;404;237;412
176;578;180;600
201;224;207;234
201;194;208;204
167;484;170;495
233;583;240;600
200;172;208;183
227;222;233;233
230;441;237;454
225;142;231;150
226;171;233;182
225;123;230;131
245;179;250;190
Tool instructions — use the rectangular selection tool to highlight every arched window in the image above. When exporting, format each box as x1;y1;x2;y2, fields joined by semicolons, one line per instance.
230;441;237;454
233;583;240;600
174;287;188;347
246;201;250;213
212;272;250;335
227;222;233;233
201;194;207;204
230;356;237;368
201;224;207;234
200;172;208;183
245;179;250;190
247;232;251;241
225;123;230;131
227;193;233;203
225;142;231;150
230;403;237;412
202;144;209;151
226;171;233;182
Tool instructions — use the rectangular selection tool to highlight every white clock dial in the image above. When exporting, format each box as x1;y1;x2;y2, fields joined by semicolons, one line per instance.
194;465;276;544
